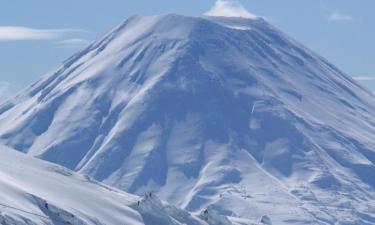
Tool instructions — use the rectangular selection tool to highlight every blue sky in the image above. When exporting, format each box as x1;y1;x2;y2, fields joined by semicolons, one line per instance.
0;0;374;95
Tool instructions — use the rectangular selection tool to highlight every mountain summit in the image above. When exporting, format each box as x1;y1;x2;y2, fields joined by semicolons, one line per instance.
1;14;375;224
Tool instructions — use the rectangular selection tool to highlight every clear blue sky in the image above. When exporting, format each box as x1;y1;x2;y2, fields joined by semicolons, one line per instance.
0;0;374;94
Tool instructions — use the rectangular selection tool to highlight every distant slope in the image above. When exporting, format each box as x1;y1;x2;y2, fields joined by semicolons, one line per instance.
1;14;375;224
0;145;232;225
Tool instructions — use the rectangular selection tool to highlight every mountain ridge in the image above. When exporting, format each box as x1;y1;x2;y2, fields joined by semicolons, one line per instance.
1;144;234;225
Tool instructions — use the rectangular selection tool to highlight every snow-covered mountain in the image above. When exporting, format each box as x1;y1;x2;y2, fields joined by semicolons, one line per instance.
0;144;237;225
1;14;375;224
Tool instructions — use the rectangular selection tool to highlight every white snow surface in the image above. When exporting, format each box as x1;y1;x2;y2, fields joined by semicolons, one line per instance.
1;14;375;224
0;144;233;225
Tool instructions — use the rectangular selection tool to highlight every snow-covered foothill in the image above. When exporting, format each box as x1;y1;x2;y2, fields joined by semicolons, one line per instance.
0;145;230;225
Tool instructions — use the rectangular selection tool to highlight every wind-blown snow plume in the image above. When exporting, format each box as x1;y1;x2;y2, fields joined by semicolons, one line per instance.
0;82;18;103
204;0;257;18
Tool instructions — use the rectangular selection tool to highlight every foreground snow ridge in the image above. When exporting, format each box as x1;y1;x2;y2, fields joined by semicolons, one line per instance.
0;13;375;224
0;145;242;225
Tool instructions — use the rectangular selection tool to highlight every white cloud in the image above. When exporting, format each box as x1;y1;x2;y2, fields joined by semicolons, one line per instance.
0;26;85;41
352;76;375;81
58;38;91;48
328;13;353;22
204;0;257;19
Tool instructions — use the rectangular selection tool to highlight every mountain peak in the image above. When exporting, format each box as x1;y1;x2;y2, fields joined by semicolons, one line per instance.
1;12;375;224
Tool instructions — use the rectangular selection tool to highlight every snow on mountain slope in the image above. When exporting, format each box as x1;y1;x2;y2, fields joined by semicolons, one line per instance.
0;144;232;225
1;14;375;224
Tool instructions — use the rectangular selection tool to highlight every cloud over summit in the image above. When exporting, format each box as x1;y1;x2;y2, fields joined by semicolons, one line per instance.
204;0;257;19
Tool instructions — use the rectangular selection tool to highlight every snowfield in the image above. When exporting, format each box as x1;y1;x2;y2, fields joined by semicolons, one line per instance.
0;144;242;225
0;14;375;224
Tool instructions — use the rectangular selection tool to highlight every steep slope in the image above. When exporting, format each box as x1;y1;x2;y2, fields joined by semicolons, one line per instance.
0;144;234;225
1;14;375;224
